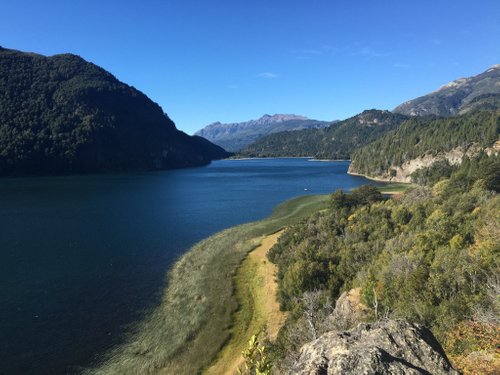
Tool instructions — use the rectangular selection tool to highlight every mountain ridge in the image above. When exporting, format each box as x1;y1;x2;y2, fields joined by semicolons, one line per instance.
393;64;500;116
240;109;408;160
0;47;229;176
195;114;332;152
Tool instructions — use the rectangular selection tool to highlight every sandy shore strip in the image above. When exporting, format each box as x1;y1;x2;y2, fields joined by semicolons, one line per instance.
205;230;287;375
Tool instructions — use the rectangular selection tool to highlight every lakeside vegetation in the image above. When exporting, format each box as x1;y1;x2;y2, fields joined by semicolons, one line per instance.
376;182;415;195
205;231;286;375
85;194;329;375
267;154;500;373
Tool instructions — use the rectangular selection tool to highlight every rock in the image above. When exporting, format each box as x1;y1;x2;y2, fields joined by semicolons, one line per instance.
326;288;370;331
290;320;458;374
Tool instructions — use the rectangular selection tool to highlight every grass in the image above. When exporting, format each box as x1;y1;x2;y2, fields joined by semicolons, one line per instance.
85;194;329;375
205;231;287;375
376;182;415;195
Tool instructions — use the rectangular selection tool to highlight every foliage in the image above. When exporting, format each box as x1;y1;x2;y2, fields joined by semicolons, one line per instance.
239;110;408;159
238;334;272;375
0;47;228;176
268;156;499;370
412;152;500;192
445;321;500;374
350;110;499;177
411;159;456;186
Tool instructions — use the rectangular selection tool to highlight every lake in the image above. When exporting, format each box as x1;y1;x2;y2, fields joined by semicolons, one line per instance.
0;158;374;374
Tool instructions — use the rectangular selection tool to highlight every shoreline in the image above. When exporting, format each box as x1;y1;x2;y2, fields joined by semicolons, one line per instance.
347;170;415;194
228;156;350;162
205;230;287;375
84;168;412;375
309;158;350;162
228;156;315;160
347;169;393;182
86;194;330;375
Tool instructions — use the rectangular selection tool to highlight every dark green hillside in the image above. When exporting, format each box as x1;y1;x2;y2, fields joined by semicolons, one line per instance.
240;110;408;160
350;111;499;178
0;47;229;176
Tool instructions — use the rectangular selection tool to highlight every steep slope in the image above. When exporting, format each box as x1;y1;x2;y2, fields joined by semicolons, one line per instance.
0;46;229;176
195;114;331;152
240;110;408;160
349;110;499;181
394;65;500;117
268;171;499;373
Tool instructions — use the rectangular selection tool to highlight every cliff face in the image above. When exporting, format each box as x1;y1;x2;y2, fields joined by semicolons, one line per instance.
348;142;500;182
0;47;229;176
348;111;499;182
291;320;458;375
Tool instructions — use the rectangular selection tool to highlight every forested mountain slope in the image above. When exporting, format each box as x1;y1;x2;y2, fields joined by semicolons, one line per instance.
0;46;229;176
240;110;408;159
349;110;499;181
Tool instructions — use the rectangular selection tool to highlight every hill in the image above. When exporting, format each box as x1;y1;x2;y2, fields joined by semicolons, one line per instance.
240;110;408;160
0;46;229;176
268;160;499;373
394;65;500;117
194;114;331;152
349;110;499;182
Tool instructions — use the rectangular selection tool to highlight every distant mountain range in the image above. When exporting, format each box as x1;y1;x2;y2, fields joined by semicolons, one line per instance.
194;114;332;152
0;46;229;176
240;110;408;160
394;64;500;116
239;65;500;161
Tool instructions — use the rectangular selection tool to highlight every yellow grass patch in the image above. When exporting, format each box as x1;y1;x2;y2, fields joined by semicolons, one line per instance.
205;231;287;375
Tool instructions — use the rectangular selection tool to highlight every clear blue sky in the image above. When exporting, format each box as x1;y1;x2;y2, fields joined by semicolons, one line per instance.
2;0;499;134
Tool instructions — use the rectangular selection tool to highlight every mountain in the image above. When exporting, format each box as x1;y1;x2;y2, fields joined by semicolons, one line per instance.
394;65;500;117
0;46;229;176
194;114;331;152
240;110;408;159
349;110;499;182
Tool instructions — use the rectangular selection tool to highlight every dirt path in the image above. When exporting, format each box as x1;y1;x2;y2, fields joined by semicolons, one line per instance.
205;230;287;375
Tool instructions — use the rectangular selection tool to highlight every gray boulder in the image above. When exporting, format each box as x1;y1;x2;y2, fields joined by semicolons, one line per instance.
290;320;457;374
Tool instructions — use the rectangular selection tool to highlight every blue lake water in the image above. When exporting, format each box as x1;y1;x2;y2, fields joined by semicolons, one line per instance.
0;158;375;374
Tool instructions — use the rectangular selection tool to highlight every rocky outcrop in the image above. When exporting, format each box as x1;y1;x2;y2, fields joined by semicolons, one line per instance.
326;288;371;330
290;320;457;374
349;143;499;183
